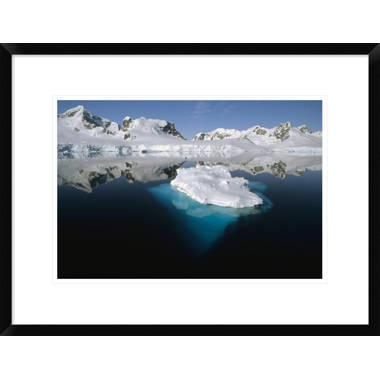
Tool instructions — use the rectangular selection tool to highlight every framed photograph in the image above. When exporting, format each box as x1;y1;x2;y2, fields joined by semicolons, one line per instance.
1;43;379;335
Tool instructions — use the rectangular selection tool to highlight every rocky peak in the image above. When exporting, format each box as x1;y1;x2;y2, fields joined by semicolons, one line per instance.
122;116;185;139
195;133;207;141
273;122;291;141
252;126;267;135
82;109;109;130
59;105;84;118
122;116;133;132
58;106;122;135
193;128;238;141
297;125;312;134
160;121;184;139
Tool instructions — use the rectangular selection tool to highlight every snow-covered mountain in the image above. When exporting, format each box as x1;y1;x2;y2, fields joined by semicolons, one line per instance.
121;116;184;139
58;105;184;145
58;106;263;158
58;105;122;143
193;122;322;153
58;106;322;156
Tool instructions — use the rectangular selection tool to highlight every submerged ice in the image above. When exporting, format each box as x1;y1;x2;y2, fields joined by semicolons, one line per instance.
149;181;271;253
170;165;263;208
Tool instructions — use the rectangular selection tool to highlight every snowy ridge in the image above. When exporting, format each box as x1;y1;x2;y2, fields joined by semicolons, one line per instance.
58;106;322;155
123;117;184;139
193;121;322;153
58;105;122;142
58;105;184;146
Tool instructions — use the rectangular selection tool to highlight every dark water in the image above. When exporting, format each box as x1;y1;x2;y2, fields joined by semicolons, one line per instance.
58;162;322;279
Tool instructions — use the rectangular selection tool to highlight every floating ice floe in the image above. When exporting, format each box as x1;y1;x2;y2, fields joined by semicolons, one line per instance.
149;179;272;253
170;165;263;208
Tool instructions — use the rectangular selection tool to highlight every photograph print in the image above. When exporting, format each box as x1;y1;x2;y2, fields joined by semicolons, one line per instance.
57;100;322;279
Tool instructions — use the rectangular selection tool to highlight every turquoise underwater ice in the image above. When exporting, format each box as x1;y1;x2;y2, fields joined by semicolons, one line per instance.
148;181;272;253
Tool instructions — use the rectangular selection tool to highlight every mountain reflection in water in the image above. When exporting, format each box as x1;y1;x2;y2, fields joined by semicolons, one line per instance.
58;151;322;193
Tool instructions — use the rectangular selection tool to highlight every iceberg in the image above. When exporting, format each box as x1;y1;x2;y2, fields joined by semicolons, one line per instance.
149;182;269;253
149;179;272;253
170;165;263;208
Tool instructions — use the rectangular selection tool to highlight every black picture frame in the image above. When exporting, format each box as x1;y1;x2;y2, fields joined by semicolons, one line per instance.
1;43;379;336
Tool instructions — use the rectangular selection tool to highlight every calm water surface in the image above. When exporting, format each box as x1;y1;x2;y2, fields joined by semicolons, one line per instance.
58;157;322;278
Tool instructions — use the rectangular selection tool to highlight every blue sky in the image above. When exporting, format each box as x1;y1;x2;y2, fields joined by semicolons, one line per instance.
58;100;322;139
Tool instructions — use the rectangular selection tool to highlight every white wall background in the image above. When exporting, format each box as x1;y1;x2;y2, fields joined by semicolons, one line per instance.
1;0;379;379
